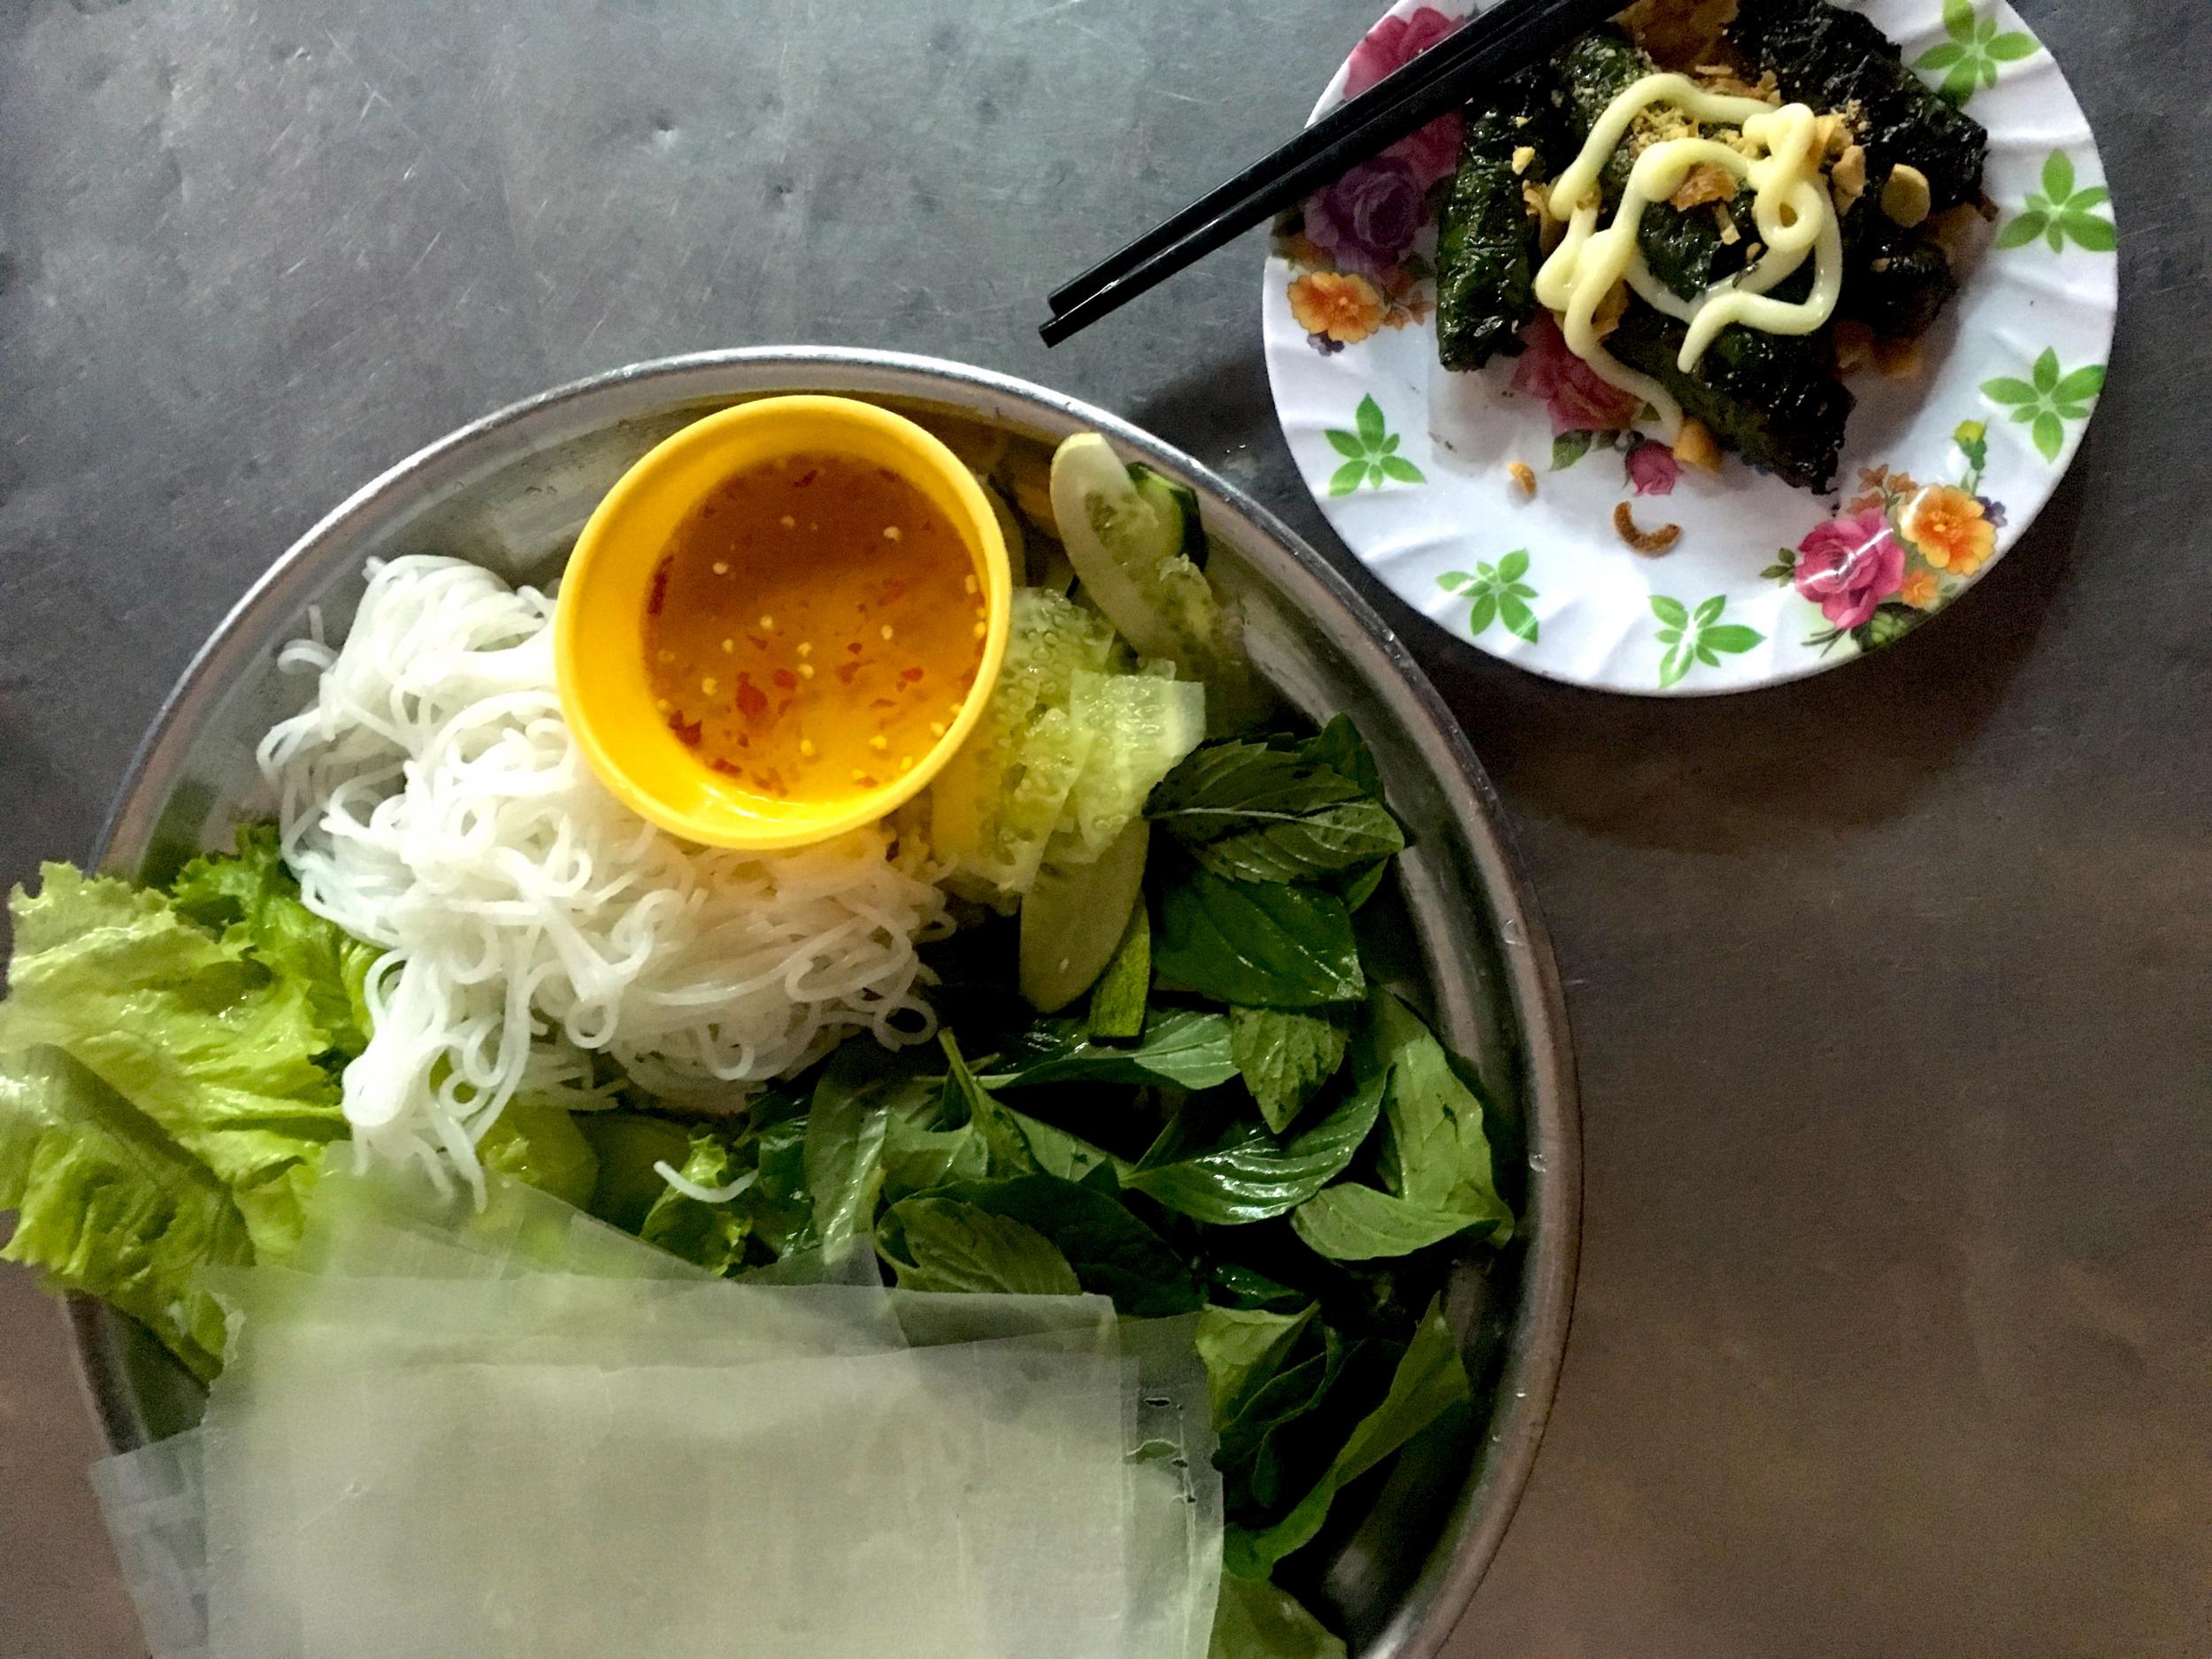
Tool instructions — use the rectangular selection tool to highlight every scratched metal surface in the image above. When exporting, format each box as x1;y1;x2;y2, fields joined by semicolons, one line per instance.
1;0;2207;1655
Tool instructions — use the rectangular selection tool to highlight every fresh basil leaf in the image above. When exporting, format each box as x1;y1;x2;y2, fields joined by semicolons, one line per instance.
803;1074;891;1260
986;1007;1236;1090
941;1033;1126;1186
1125;1068;1384;1225
1205;1261;1310;1312
880;1194;1082;1294
1154;863;1363;1008
1363;988;1510;1228
1288;1182;1483;1261
879;1110;989;1204
1336;857;1390;913
1230;1006;1349;1133
743;1115;818;1258
1218;1325;1368;1519
930;1174;1200;1316
1196;1302;1316;1430
1086;898;1151;1040
1148;739;1404;883
1209;1574;1348;1659
1225;1296;1470;1575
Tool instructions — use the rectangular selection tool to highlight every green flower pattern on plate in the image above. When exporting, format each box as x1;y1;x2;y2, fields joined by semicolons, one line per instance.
1440;550;1540;643
1997;151;2115;253
1652;595;1763;688
1325;395;1425;496
1982;349;2105;463
1913;0;2038;104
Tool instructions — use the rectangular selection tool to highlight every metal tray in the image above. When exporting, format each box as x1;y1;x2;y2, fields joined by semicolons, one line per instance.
73;347;1579;1658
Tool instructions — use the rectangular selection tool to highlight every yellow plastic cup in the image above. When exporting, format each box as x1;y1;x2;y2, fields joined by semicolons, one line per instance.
555;395;1010;850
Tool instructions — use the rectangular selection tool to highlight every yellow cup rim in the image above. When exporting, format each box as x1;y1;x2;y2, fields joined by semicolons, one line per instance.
554;395;1011;851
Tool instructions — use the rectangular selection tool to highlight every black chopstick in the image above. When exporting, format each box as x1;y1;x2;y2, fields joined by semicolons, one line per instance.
1046;0;1558;319
1039;0;1620;347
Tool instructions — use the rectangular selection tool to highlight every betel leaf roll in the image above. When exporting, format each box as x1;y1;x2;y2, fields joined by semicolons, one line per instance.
1639;194;1757;302
1839;217;1959;338
1607;300;1853;491
1729;0;1988;211
1436;68;1554;370
1557;27;1652;205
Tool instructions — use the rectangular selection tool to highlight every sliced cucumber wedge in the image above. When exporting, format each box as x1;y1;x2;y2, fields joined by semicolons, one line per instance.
1128;463;1207;568
1048;434;1238;678
1019;818;1149;1013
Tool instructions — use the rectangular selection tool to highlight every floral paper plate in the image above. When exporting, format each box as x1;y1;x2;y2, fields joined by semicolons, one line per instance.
1260;0;2118;694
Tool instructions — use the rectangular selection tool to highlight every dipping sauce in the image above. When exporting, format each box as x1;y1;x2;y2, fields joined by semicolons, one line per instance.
641;451;987;802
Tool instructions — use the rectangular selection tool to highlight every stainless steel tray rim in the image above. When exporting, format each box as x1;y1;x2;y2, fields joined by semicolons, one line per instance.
77;345;1580;1659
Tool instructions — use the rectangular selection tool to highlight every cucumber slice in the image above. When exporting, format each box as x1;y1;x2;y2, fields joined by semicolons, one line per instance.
1020;819;1150;1013
1057;670;1205;865
1049;434;1236;677
1128;464;1207;568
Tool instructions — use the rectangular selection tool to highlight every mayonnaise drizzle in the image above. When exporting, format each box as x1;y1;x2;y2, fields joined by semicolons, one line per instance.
1532;73;1844;442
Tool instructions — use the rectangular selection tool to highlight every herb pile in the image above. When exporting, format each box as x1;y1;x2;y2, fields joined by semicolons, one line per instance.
620;715;1517;1644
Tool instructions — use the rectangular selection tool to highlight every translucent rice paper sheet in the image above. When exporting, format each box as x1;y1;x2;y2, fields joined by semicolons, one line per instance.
293;1163;705;1281
1119;1316;1226;1659
207;1344;1138;1659
204;1268;913;1375
88;1428;210;1659
895;1290;1116;1347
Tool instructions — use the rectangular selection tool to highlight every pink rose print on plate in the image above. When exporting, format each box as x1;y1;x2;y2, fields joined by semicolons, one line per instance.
1305;156;1428;277
1510;314;1641;436
1625;438;1681;496
1793;506;1905;628
1344;8;1466;188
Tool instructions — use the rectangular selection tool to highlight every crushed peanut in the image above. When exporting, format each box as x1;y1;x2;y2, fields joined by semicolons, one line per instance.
1670;163;1736;211
1830;144;1867;213
1613;501;1682;557
1881;163;1932;228
1671;419;1722;473
1510;144;1537;175
1714;204;1742;245
1508;460;1537;497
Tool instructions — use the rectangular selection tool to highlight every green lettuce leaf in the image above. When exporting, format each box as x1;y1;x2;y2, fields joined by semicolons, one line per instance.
0;1047;250;1381
638;1130;755;1273
475;1105;600;1210
0;862;349;1259
1224;1296;1470;1576
168;823;380;1061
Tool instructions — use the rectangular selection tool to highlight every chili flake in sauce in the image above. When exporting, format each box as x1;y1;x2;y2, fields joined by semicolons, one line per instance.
641;452;985;800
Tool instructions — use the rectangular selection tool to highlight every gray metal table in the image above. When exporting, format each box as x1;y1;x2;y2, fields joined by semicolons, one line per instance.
2;1;2204;1654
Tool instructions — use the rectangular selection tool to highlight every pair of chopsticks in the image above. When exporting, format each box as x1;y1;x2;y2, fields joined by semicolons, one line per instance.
1039;0;1624;346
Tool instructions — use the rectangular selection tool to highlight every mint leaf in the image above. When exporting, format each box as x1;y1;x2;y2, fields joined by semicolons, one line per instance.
1148;739;1403;883
1155;864;1364;1008
1231;1006;1350;1133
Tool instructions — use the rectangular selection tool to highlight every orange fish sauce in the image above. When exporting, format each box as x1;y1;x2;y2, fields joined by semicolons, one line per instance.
641;451;986;803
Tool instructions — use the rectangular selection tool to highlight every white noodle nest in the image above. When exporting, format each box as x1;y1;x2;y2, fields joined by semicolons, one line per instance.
258;555;950;1191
